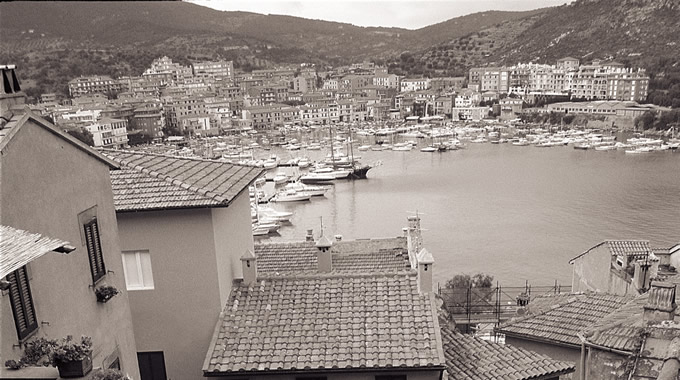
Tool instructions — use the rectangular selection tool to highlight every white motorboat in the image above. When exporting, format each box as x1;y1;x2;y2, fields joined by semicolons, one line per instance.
252;224;270;236
358;145;372;151
285;182;328;197
300;172;336;184
272;173;289;185
297;158;311;168
420;146;437;152
272;189;312;202
595;145;616;151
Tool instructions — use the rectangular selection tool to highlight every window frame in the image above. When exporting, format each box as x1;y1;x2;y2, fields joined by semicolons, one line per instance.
7;266;39;341
121;250;155;291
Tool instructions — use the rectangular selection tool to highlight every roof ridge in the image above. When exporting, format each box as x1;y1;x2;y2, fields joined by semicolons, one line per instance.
103;149;236;204
255;270;417;281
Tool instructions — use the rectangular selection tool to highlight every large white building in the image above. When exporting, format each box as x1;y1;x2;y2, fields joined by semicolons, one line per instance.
85;117;128;148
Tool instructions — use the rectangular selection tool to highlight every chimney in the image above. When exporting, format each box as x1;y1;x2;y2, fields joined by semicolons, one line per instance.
315;235;333;273
240;249;257;286
417;248;434;294
633;259;652;292
643;281;676;323
0;65;26;126
305;229;314;242
334;234;342;242
406;215;422;270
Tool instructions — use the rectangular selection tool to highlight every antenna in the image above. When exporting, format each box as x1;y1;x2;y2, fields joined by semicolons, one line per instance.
320;216;324;237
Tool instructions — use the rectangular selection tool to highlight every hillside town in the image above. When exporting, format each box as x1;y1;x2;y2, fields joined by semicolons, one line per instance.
16;55;673;151
1;58;679;380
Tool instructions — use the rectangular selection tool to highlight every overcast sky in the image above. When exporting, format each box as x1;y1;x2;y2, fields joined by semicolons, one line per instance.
188;0;573;29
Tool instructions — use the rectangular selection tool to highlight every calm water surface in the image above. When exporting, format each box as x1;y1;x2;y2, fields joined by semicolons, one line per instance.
257;138;680;288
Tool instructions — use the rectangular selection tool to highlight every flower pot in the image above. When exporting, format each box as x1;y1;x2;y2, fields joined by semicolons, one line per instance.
56;354;93;378
97;293;114;303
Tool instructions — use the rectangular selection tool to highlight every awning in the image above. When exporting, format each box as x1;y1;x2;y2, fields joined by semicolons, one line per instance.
1;225;74;278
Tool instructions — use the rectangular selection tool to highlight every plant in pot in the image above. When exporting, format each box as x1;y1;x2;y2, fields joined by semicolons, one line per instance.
91;368;131;380
51;336;93;378
4;337;57;369
95;285;119;303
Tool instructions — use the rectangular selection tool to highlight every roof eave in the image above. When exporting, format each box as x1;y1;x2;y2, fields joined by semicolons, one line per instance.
203;364;447;377
499;330;582;350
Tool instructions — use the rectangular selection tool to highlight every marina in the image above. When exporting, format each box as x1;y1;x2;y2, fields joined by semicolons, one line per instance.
183;122;680;288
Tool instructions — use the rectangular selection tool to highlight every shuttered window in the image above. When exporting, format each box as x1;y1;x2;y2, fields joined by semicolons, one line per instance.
84;219;106;283
7;266;38;341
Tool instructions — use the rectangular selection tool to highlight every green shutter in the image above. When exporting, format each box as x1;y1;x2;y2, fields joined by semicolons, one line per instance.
8;266;38;340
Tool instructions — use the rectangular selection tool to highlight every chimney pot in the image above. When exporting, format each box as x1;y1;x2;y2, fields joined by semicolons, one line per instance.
334;234;342;242
417;248;434;294
316;235;333;272
240;249;257;286
306;229;314;241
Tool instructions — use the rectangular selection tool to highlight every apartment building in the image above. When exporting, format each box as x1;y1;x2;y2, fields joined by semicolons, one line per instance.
68;75;124;98
85;117;129;148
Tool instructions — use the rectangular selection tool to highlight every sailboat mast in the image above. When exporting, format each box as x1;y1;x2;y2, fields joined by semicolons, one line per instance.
329;124;336;167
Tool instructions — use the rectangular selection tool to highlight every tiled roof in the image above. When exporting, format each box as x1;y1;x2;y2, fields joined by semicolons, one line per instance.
583;295;648;352
102;150;263;212
498;293;632;347
254;240;411;276
606;240;651;257
0;225;72;278
441;325;575;380
570;240;652;263
203;273;445;374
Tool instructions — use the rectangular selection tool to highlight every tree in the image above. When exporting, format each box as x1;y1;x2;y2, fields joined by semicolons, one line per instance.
634;111;656;130
442;273;495;315
66;128;94;146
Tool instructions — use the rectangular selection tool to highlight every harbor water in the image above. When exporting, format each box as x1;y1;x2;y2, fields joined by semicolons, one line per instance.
257;139;680;288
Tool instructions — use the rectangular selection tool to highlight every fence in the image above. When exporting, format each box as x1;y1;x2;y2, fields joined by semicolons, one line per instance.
438;280;571;332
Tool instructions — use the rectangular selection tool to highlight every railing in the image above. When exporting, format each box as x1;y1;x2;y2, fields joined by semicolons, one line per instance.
438;281;571;329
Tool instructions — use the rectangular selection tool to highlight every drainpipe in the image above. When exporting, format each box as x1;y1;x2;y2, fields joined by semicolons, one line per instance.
580;342;586;380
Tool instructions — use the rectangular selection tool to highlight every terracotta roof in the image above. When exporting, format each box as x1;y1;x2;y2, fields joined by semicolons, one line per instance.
606;240;651;257
203;273;445;374
102;150;263;212
254;240;411;276
498;293;632;347
582;295;648;352
0;225;73;278
570;240;652;263
441;325;575;380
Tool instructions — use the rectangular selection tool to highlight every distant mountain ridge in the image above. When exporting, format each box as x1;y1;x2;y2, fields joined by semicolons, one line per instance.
0;1;546;62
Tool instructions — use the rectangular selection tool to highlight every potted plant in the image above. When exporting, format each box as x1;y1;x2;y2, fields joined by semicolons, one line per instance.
52;336;93;378
91;368;131;380
4;337;57;369
95;285;119;303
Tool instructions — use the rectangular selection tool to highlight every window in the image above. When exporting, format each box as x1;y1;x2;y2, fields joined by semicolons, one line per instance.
7;266;39;341
84;218;106;283
122;250;155;290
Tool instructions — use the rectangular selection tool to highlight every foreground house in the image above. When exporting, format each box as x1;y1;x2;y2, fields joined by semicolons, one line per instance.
203;234;447;379
0;66;140;377
103;149;262;380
